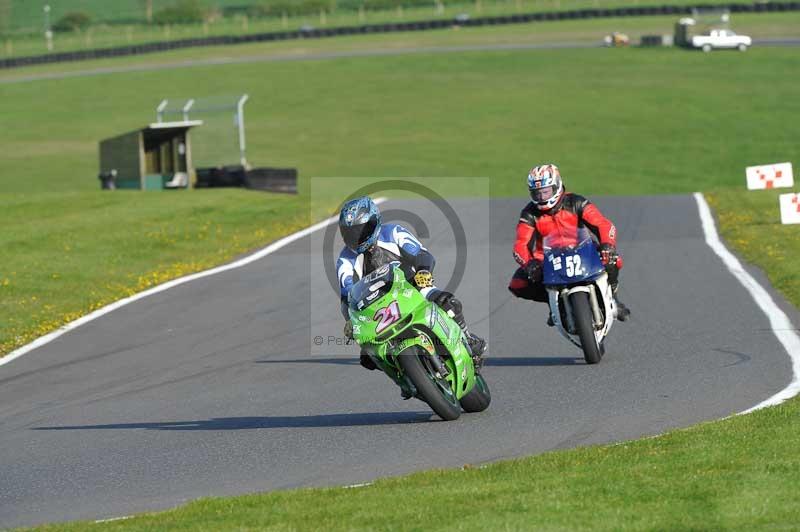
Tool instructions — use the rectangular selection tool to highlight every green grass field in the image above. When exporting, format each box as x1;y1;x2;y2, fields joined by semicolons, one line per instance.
2;39;797;195
2;19;799;355
3;15;800;530
2;12;797;78
8;0;257;29
4;0;758;30
0;0;770;57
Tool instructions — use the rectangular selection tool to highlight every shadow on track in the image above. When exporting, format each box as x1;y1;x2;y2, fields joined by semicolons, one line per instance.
32;411;432;431
486;356;583;366
255;356;583;366
256;357;359;366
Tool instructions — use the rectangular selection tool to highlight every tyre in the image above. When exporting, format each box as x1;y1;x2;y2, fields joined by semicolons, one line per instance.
702;44;712;53
569;291;603;364
738;44;748;52
398;347;461;421
460;374;491;413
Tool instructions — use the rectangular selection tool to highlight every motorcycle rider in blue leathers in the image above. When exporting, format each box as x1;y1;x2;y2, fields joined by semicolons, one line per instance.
337;196;487;387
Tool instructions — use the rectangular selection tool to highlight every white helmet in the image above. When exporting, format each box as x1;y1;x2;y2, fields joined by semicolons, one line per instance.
527;164;564;211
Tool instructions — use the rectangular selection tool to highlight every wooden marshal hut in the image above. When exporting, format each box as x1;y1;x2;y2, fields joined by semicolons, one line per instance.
98;121;202;190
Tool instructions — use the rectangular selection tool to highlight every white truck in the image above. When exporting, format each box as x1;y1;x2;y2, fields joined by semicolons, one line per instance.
691;29;752;52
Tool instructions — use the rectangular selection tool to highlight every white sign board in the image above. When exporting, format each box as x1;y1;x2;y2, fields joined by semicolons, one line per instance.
779;193;800;225
746;162;793;190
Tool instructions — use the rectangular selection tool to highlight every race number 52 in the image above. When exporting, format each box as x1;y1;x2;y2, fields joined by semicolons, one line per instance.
566;255;583;277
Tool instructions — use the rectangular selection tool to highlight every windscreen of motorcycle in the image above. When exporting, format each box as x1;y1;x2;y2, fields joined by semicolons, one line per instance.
348;263;396;312
542;228;605;285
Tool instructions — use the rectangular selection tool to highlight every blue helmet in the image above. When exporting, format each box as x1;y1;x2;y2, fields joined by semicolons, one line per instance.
339;196;381;253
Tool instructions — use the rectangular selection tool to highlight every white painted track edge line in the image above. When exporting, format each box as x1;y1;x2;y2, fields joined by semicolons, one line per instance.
0;197;387;370
693;192;800;413
343;482;373;489
94;515;133;523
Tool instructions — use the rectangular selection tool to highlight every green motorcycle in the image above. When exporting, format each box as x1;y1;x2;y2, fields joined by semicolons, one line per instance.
348;262;491;421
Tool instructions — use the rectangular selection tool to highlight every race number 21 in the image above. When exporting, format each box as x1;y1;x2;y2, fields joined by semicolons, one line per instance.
374;301;401;333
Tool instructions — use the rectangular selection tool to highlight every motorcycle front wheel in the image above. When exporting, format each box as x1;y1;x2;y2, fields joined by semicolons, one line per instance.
569;291;603;364
398;346;461;421
460;374;491;413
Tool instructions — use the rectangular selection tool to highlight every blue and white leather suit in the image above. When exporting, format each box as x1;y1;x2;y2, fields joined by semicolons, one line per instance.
336;223;439;318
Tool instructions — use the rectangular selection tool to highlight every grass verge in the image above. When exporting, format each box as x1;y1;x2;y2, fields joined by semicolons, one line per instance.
0;191;319;356
708;189;800;307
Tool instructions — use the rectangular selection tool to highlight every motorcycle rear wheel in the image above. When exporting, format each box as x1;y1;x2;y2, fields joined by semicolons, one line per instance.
398;347;461;421
570;291;603;364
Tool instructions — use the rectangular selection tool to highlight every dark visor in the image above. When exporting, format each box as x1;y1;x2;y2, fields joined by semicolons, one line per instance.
341;218;378;250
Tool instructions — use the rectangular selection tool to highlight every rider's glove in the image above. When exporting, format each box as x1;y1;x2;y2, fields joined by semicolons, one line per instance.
432;290;455;310
599;244;619;266
431;291;464;323
343;320;354;340
413;269;434;289
524;260;543;283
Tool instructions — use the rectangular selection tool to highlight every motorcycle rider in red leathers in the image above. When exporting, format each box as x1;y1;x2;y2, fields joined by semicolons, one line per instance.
508;164;631;321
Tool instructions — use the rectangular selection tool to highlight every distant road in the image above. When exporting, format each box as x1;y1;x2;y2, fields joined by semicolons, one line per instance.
1;38;796;85
0;42;596;85
755;37;800;46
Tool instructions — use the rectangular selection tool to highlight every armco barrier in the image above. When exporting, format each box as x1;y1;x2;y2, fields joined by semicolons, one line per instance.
1;2;797;69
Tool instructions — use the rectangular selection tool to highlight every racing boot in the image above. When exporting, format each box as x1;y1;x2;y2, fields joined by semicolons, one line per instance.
611;283;631;322
400;385;414;400
615;300;631;322
431;291;486;368
461;331;486;370
399;377;416;400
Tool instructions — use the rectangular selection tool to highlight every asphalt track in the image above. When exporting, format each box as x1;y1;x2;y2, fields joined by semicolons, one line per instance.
1;38;798;85
1;195;798;528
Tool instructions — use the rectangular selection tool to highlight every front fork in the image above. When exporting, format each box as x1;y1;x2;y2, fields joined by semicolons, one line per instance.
549;276;612;333
552;289;577;334
588;287;604;329
364;344;416;396
367;333;452;398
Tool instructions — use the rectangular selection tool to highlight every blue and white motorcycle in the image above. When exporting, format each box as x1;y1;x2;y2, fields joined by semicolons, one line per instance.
542;227;617;364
